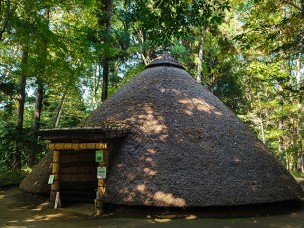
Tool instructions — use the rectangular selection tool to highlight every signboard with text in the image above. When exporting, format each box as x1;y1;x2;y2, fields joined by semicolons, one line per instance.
97;166;106;179
96;150;104;163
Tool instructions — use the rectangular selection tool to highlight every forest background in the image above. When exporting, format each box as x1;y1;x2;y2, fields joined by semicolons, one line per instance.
0;0;303;184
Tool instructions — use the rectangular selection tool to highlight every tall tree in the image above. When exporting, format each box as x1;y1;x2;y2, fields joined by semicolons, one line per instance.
33;7;49;132
13;0;32;170
13;47;28;170
196;28;206;83
97;0;113;102
296;57;303;171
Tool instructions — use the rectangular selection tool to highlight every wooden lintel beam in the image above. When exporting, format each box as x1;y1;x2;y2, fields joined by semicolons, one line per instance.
48;143;107;151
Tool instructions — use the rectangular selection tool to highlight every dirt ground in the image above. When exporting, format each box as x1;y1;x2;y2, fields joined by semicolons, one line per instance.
1;187;304;228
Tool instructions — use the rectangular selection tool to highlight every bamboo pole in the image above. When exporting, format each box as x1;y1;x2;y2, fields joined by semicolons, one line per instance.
96;179;106;215
49;150;61;208
48;143;107;151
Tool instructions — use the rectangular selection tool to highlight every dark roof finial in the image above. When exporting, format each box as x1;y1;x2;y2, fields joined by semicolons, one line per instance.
145;53;185;70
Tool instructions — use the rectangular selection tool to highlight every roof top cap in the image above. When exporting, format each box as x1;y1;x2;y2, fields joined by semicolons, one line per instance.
145;53;185;70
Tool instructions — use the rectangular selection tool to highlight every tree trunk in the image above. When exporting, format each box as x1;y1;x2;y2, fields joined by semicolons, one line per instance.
277;7;286;156
260;115;265;144
287;60;296;171
296;57;303;172
101;59;109;102
52;93;66;128
101;0;113;102
196;27;206;84
29;79;44;166
257;92;266;143
138;29;148;66
29;7;49;167
32;7;48;130
13;47;28;170
92;64;101;109
33;80;44;131
16;49;27;130
278;84;284;155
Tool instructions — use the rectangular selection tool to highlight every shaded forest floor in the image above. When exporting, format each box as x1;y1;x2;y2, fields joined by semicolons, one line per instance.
1;183;304;228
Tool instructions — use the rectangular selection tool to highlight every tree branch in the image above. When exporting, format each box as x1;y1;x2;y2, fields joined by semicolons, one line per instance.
282;0;303;12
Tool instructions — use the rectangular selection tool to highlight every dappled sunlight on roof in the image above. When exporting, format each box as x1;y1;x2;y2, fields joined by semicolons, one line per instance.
133;105;168;142
178;97;223;117
153;191;186;207
143;168;157;176
146;148;157;154
119;182;186;207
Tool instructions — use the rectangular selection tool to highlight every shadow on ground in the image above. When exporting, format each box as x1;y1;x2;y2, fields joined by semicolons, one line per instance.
1;186;304;227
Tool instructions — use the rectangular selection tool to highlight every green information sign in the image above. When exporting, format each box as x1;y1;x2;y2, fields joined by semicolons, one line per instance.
96;150;104;162
97;166;107;179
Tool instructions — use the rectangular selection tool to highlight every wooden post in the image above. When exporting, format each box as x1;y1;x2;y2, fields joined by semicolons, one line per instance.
96;179;106;215
96;150;109;215
49;150;61;208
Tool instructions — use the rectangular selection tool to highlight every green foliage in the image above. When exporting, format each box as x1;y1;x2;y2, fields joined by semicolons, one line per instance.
0;170;28;187
0;0;302;176
214;73;246;112
234;0;304;172
291;171;304;179
0;121;48;170
234;0;304;57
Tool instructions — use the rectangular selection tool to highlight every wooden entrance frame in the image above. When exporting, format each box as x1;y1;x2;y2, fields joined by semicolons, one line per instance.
36;126;129;215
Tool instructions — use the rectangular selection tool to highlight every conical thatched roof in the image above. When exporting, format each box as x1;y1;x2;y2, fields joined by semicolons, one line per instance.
82;54;304;207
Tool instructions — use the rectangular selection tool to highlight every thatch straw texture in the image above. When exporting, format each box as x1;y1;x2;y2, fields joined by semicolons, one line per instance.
83;55;304;207
19;152;52;195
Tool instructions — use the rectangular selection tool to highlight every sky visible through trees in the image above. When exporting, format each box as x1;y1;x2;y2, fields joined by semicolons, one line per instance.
0;0;303;176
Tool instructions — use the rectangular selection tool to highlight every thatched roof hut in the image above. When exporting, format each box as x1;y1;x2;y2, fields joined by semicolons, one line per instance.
82;54;304;207
21;54;303;207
